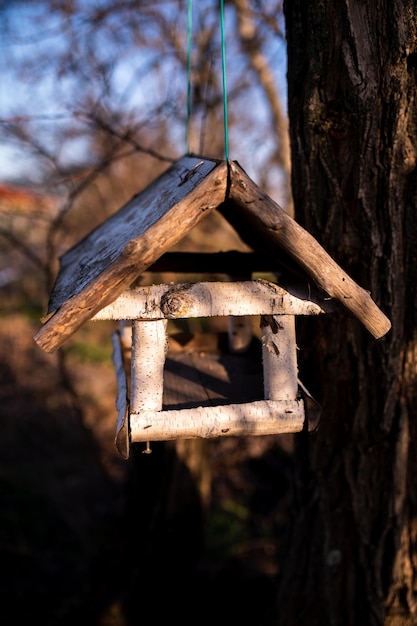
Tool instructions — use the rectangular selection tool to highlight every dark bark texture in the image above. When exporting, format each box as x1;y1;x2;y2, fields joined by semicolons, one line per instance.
278;2;417;625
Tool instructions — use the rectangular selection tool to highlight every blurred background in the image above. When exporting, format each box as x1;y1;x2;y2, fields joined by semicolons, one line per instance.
0;2;294;623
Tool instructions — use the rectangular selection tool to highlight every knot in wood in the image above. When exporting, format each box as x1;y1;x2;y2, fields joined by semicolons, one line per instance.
160;290;190;318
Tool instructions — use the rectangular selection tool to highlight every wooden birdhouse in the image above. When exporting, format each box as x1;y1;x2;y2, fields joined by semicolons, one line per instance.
34;156;391;459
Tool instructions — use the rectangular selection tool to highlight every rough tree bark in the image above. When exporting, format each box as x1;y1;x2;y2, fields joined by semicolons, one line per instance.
276;2;417;625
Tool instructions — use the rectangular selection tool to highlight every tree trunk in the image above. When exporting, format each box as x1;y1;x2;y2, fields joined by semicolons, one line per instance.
278;1;417;624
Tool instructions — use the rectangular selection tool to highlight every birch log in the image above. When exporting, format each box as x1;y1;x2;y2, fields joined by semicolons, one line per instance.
93;280;333;320
130;400;305;441
130;319;168;413
261;315;299;401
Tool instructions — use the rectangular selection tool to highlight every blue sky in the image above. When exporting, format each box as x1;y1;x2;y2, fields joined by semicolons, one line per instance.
0;1;288;192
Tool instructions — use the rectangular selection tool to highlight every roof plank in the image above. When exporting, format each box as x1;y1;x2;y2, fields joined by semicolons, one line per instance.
34;157;228;353
49;156;221;312
226;160;391;339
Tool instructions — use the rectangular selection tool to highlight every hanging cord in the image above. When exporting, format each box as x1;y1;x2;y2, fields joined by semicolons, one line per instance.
220;0;229;161
185;0;193;156
186;0;230;160
186;0;193;155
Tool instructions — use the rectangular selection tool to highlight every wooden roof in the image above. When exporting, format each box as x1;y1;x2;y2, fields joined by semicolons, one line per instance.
34;155;391;353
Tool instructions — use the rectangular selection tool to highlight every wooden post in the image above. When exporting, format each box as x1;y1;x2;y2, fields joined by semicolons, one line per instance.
261;315;298;401
130;319;168;414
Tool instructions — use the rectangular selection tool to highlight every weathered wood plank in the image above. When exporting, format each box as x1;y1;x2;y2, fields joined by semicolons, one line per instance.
163;335;264;409
164;352;233;408
34;158;228;353
92;279;334;320
49;157;220;312
227;160;392;339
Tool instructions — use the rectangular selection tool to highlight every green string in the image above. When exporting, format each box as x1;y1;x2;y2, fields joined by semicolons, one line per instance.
186;0;193;155
220;0;229;161
186;0;229;160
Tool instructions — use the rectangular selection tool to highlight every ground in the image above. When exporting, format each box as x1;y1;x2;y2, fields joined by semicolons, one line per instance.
0;309;295;625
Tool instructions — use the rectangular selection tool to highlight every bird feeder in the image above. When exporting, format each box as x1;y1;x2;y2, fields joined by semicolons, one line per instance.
34;156;391;458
